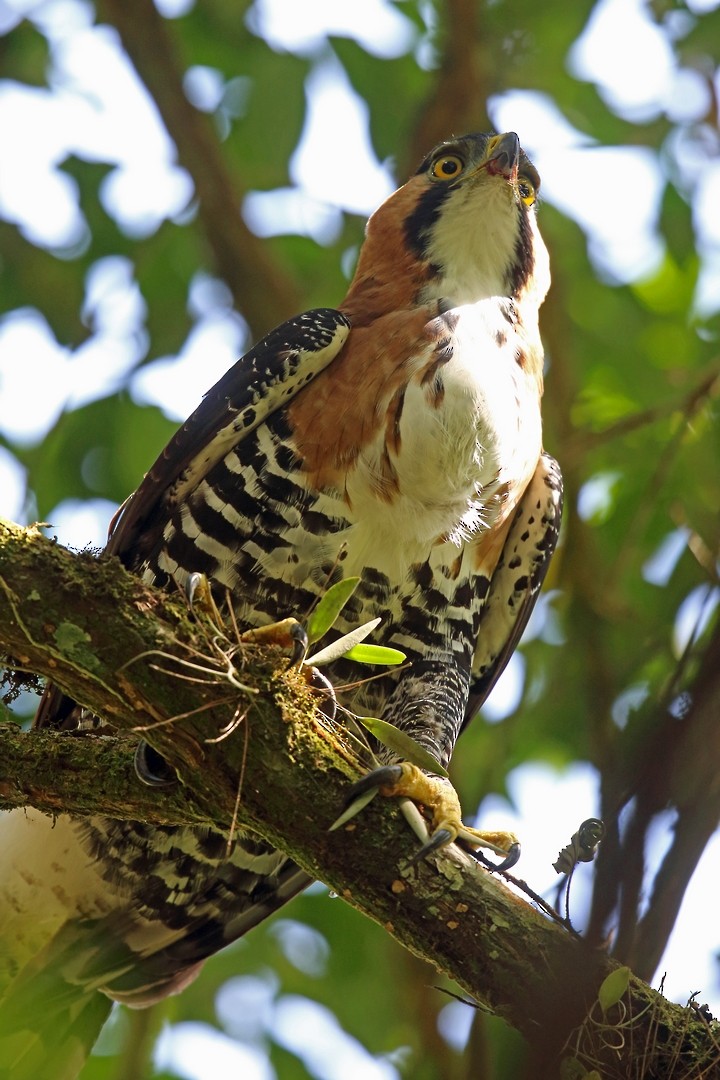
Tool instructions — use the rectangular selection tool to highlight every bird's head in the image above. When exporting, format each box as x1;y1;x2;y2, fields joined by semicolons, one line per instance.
343;132;550;321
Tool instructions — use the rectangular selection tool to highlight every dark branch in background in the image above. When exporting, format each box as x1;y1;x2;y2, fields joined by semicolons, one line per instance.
628;621;720;980
562;365;720;464
405;0;495;172
1;518;718;1078
96;0;300;336
541;254;720;1002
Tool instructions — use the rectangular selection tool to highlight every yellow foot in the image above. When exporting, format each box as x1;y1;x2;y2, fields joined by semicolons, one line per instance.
343;762;521;869
184;575;329;709
238;618;309;665
240;619;338;718
185;575;307;661
184;576;309;664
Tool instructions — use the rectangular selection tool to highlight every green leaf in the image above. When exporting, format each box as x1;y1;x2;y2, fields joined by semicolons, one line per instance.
306;577;361;644
305;618;381;666
356;718;449;778
597;967;630;1014
343;644;406;666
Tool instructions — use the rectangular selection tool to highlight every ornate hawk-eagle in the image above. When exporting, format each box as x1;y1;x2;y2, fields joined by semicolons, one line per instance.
0;132;562;1066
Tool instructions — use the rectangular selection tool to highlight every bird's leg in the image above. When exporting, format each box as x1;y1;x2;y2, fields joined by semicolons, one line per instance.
338;661;521;867
343;763;520;870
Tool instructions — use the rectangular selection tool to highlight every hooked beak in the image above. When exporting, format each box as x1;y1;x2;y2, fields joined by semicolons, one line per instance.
483;131;520;181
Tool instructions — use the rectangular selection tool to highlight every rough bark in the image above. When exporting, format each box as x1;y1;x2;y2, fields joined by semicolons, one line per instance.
1;518;718;1078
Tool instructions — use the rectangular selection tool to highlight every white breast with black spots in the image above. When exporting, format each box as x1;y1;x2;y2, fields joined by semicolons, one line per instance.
343;300;542;572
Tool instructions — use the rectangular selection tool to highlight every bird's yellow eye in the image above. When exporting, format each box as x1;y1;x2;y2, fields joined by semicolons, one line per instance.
518;176;536;206
431;154;464;181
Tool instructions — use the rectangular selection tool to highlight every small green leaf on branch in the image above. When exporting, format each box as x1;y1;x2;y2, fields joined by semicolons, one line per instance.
598;967;630;1014
306;578;360;643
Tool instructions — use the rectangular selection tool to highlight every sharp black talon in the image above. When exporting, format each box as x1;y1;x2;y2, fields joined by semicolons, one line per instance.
134;741;177;788
344;764;404;806
405;828;454;866
492;842;521;872
185;572;203;609
289;621;309;665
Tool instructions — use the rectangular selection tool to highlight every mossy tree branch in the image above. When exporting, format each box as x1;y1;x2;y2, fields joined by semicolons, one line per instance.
0;518;717;1077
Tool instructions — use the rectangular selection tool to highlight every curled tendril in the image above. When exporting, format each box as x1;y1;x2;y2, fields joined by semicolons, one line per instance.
553;818;605;875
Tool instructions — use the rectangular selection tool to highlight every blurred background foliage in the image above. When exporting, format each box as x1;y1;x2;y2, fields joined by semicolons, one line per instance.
0;0;719;1076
